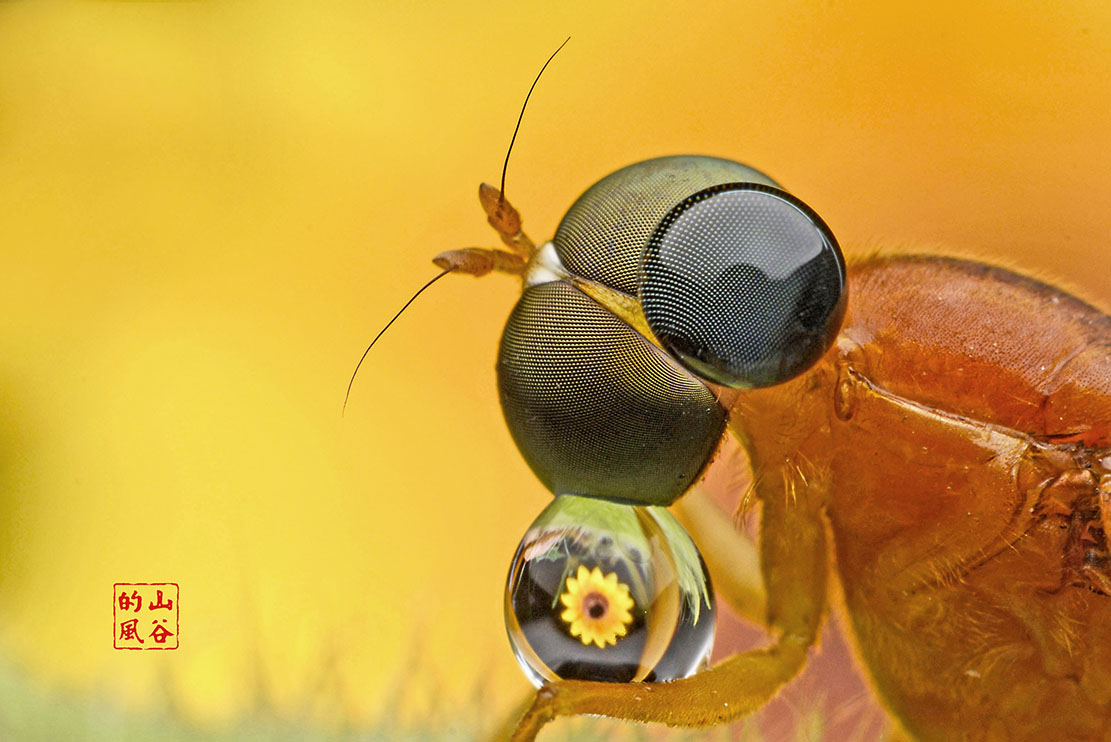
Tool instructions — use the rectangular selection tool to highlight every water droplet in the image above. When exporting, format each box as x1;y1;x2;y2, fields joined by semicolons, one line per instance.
505;494;715;686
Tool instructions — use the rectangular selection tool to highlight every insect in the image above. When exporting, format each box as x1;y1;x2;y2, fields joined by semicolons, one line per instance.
423;150;1111;739
357;47;1111;742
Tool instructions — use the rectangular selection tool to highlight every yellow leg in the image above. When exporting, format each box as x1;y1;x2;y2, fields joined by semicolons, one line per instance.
506;472;829;741
672;484;766;626
884;721;916;742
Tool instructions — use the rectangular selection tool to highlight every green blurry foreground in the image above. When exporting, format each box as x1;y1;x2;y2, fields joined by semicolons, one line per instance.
0;649;827;742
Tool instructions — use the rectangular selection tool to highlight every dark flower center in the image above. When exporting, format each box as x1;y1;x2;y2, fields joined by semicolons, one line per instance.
582;591;609;619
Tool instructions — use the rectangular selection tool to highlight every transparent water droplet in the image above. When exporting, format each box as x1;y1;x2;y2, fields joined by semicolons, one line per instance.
505;494;715;686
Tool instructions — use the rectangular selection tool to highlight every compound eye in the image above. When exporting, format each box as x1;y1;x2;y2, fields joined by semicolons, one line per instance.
640;183;847;388
498;282;726;506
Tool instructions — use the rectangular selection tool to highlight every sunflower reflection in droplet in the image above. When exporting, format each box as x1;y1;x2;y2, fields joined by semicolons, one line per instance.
560;565;635;647
505;494;715;685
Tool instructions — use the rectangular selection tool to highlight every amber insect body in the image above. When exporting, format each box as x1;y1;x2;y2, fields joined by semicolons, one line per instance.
732;255;1111;739
431;156;1111;741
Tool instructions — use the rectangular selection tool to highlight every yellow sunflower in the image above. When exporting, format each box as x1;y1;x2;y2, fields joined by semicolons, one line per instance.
559;565;635;648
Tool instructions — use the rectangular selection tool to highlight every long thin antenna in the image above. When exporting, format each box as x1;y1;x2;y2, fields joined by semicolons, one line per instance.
343;267;454;415
499;36;571;201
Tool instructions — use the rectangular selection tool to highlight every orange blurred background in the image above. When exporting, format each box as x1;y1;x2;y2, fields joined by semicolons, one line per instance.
1;0;1110;737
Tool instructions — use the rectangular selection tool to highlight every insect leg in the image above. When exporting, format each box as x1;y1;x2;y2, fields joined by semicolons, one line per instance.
672;485;766;627
505;471;828;741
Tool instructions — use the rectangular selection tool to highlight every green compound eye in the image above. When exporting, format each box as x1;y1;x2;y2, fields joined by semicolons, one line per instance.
505;494;715;686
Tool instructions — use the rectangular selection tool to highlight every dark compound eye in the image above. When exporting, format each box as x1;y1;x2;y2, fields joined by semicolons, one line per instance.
497;281;727;506
640;183;847;388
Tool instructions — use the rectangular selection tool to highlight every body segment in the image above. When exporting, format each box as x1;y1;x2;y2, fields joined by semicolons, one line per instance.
734;255;1111;739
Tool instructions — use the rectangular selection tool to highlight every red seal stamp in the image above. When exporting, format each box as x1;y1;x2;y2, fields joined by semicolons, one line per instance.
113;583;179;650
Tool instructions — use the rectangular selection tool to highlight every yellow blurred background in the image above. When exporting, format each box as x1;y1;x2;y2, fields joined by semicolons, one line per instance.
1;0;1110;737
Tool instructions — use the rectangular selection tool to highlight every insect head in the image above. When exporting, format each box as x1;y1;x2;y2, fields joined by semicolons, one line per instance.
500;155;846;684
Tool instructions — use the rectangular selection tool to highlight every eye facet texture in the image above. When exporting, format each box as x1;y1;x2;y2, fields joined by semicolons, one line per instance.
554;155;780;296
641;183;846;388
497;281;726;506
